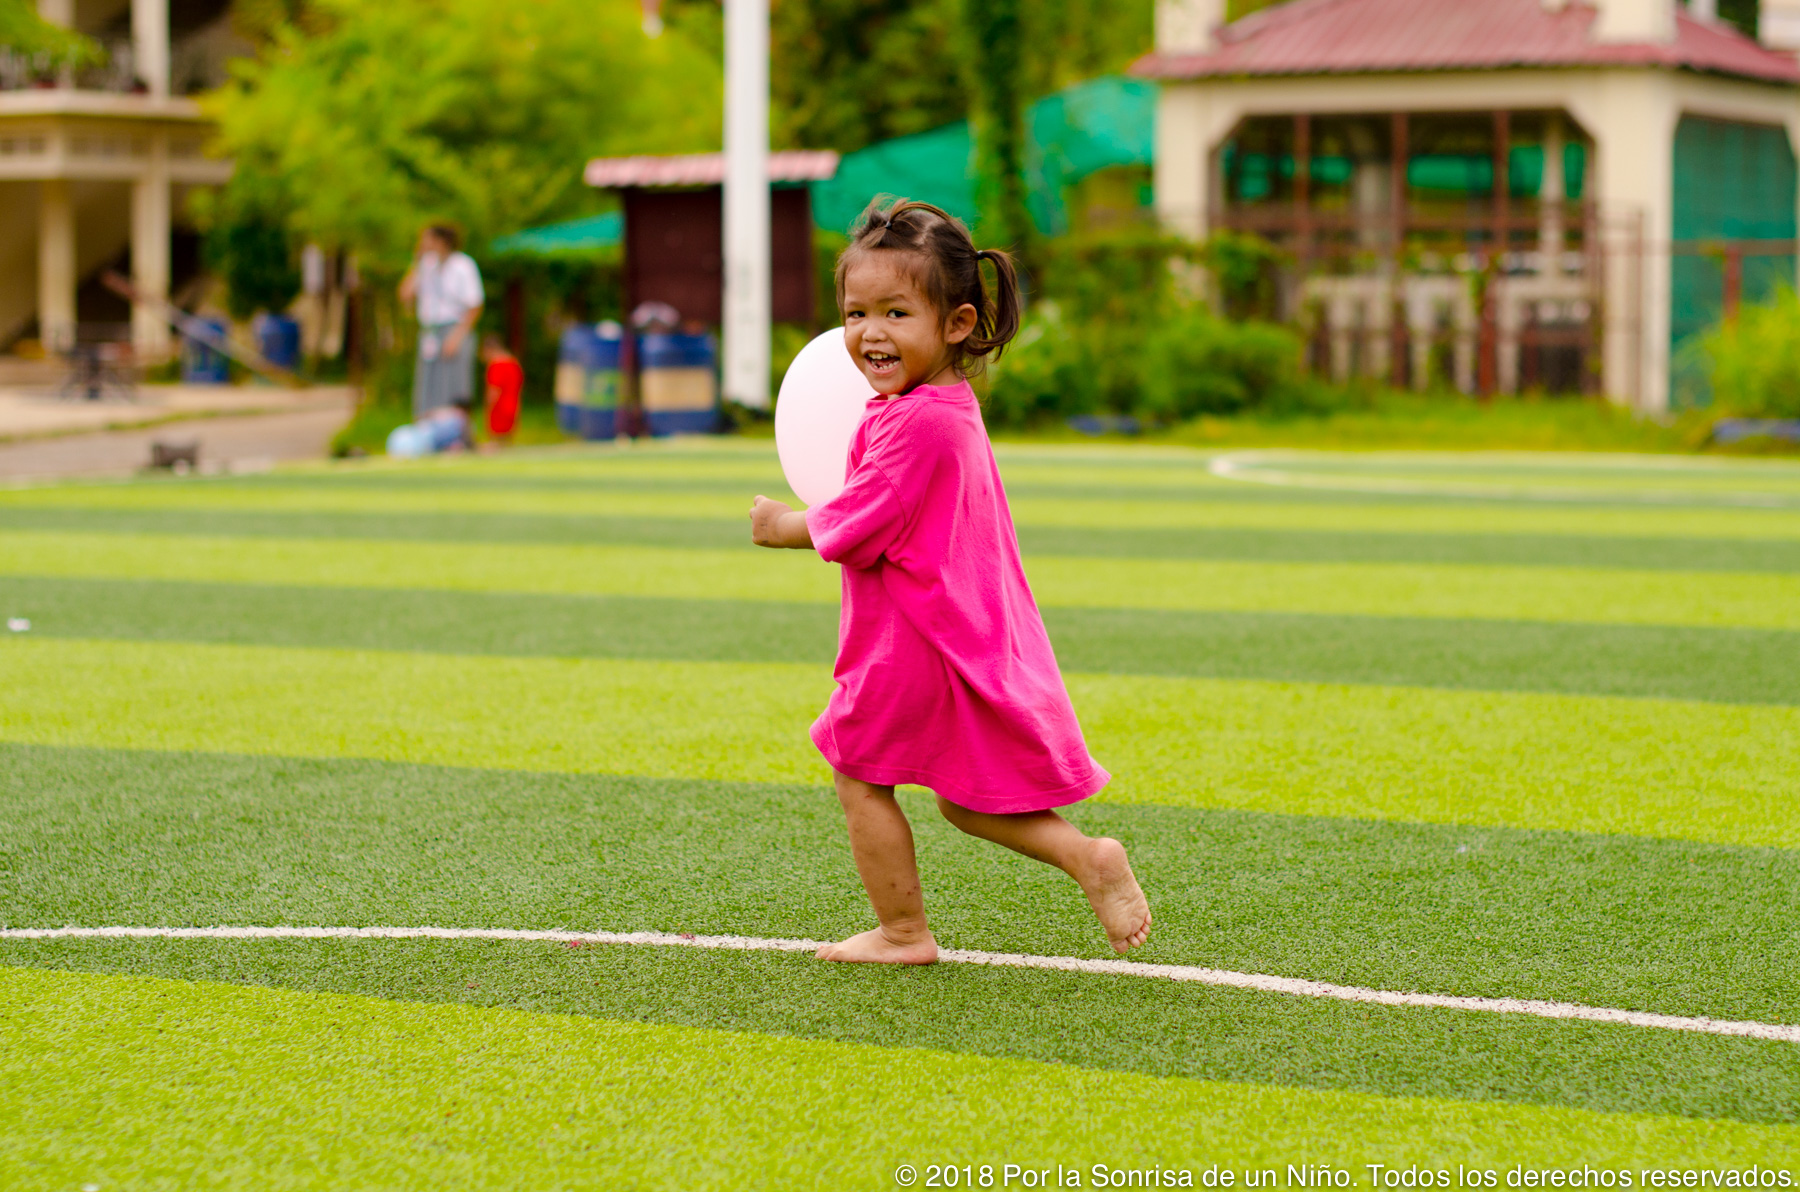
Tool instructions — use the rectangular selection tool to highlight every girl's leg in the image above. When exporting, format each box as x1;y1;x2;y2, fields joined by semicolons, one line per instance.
817;773;939;965
935;798;1151;954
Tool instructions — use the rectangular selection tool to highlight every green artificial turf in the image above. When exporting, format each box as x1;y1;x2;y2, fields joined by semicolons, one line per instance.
6;575;1798;706
5;745;1799;1025
1221;455;1800;497
1018;523;1800;570
10;938;1800;1128
8;441;1800;1175
0;505;756;551
5;504;1800;572
1167;397;1724;454
8;969;1796;1192
7;528;1799;628
16;465;1800;539
5;636;1796;847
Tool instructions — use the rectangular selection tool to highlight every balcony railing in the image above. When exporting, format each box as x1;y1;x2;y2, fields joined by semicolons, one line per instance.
1;34;231;96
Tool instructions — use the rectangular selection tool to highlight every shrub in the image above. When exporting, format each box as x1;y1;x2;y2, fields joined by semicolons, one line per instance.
1700;287;1800;417
1034;226;1199;324
1198;230;1285;322
201;203;301;321
1139;307;1321;419
985;301;1324;429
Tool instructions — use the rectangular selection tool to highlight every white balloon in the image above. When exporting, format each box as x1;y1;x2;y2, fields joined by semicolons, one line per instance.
775;327;871;507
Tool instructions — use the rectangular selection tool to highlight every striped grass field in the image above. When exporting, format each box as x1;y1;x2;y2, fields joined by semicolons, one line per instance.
2;441;1799;1190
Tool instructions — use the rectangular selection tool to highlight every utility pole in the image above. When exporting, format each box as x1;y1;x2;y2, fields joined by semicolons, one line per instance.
722;0;771;409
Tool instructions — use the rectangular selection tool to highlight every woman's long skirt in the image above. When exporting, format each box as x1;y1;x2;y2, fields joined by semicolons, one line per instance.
413;322;475;417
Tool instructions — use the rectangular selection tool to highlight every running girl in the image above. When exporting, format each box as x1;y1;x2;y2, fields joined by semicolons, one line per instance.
750;199;1152;964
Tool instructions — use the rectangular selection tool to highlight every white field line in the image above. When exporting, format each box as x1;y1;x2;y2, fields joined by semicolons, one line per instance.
1206;451;1800;508
6;924;1798;1045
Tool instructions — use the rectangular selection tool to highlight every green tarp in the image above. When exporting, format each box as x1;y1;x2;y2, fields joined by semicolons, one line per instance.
811;121;981;234
810;74;1156;236
490;212;623;255
498;76;1156;250
1670;115;1798;408
1226;146;1588;202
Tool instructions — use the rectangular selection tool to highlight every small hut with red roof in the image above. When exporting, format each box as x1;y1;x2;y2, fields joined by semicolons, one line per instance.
1135;0;1800;408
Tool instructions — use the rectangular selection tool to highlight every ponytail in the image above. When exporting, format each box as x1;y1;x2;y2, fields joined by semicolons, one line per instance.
968;248;1022;365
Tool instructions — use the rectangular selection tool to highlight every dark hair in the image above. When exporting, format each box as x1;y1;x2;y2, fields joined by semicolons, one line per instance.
426;223;461;252
834;197;1021;376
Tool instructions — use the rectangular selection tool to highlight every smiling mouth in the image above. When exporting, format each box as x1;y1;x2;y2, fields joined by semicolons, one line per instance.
863;351;901;376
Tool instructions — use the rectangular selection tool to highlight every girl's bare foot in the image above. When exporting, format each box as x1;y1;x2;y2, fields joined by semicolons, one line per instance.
1077;837;1152;954
815;925;939;965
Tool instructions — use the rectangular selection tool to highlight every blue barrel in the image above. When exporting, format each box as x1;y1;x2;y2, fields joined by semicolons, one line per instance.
555;401;582;435
556;325;626;440
586;329;623;411
181;318;231;384
639;333;713;370
555;326;596;437
639;332;718;436
255;314;302;369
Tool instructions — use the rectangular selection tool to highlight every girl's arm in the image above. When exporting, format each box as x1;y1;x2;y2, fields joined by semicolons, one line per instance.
750;496;814;550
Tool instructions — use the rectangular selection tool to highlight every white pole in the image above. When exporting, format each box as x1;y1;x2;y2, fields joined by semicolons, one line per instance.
132;0;170;99
722;0;771;409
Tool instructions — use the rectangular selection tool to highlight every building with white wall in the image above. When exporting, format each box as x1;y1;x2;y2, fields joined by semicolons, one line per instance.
1;0;238;358
1138;0;1800;409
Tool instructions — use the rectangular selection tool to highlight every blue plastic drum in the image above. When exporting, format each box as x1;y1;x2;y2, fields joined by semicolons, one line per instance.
254;314;302;369
639;332;717;436
180;318;231;384
556;324;626;440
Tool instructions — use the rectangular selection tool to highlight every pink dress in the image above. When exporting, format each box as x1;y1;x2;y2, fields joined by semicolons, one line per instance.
804;380;1110;814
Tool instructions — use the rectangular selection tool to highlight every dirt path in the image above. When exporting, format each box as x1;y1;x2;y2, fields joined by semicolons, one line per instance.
0;404;351;482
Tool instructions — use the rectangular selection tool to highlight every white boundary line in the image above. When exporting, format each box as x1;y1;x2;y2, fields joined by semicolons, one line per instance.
6;924;1797;1045
1207;451;1800;508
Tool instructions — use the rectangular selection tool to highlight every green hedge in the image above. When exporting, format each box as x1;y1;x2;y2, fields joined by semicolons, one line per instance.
981;225;1323;430
1699;287;1800;418
985;304;1329;429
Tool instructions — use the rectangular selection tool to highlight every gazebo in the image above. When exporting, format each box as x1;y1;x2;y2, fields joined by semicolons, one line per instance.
1137;0;1800;409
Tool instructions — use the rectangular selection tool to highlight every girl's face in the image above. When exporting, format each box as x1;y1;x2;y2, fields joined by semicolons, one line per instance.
841;254;976;396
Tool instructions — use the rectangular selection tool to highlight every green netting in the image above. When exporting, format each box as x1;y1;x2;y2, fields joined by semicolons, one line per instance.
505;77;1153;248
1024;75;1157;234
811;121;981;234
490;212;622;255
809;75;1156;237
1670;115;1798;409
1411;145;1586;197
1225;146;1586;202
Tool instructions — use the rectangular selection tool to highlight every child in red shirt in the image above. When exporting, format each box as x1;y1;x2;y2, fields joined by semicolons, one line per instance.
481;336;524;443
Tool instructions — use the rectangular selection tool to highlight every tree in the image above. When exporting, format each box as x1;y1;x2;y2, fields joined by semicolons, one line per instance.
754;0;1152;256
1014;0;1154;98
753;0;1152;156
1718;0;1758;37
962;0;1032;255
764;0;968;153
205;0;723;266
0;0;102;69
203;194;301;320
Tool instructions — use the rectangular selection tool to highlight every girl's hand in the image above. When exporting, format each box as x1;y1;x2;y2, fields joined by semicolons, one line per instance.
750;495;814;550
